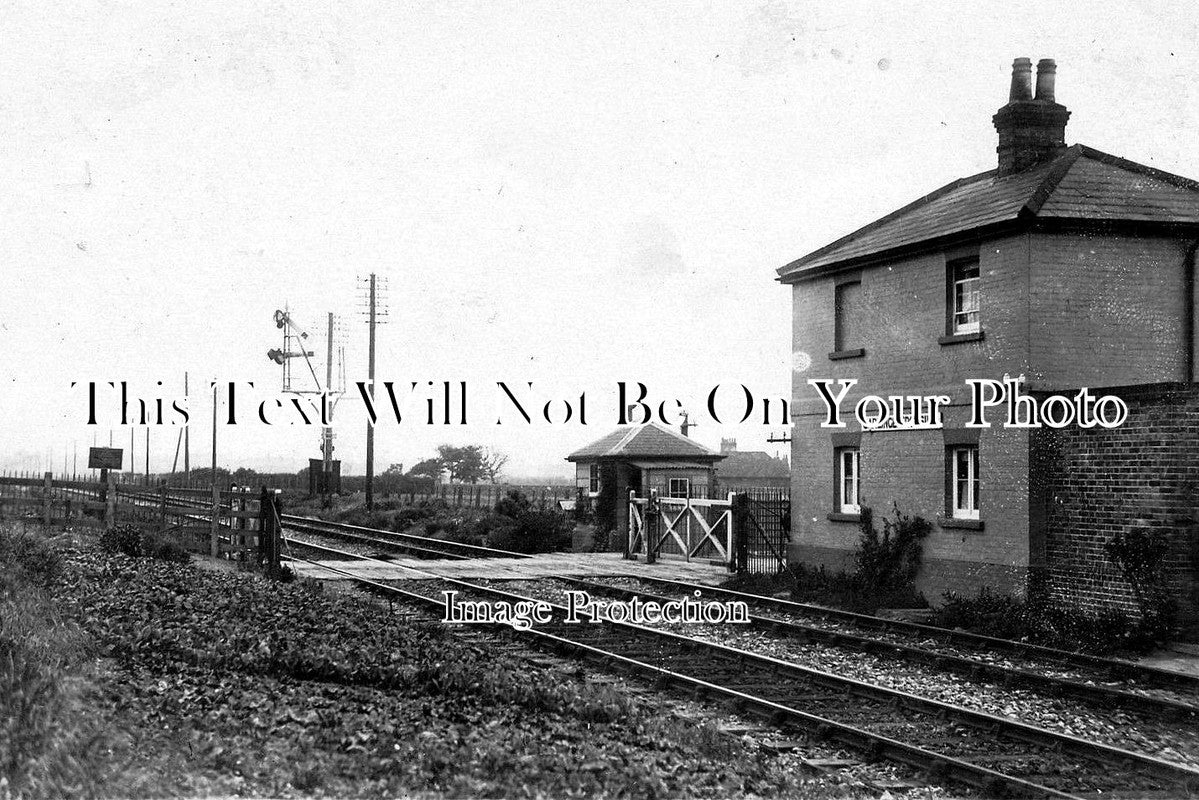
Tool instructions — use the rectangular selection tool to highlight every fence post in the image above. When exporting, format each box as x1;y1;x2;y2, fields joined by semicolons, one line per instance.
645;489;659;565
42;471;52;526
104;471;117;527
626;490;636;559
730;493;749;574
159;484;168;530
210;484;220;558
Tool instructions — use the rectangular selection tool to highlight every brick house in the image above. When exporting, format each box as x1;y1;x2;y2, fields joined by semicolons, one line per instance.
777;58;1199;608
713;439;790;493
566;423;725;536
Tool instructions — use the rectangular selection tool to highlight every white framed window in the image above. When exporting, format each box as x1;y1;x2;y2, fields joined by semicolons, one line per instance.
668;477;690;499
588;464;600;495
951;259;981;334
836;448;860;513
951;446;980;519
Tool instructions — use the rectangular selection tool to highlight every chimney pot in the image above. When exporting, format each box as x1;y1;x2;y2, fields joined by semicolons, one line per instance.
993;57;1069;175
1009;57;1033;102
1035;58;1057;102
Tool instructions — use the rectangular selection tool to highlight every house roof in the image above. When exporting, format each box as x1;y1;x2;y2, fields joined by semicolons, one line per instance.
713;451;790;480
777;145;1199;282
566;423;723;462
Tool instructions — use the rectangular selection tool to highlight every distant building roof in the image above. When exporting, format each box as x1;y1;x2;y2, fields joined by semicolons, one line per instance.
777;145;1199;282
566;423;723;462
714;451;790;480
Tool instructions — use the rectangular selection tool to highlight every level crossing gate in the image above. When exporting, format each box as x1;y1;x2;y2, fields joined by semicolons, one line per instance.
627;489;791;574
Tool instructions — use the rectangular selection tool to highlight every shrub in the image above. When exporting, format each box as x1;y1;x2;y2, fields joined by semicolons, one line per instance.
485;491;573;554
854;503;932;593
99;525;191;564
591;465;619;543
933;587;1165;654
0;529;62;587
393;500;451;532
1105;525;1176;637
98;524;142;558
494;489;538;519
141;532;190;564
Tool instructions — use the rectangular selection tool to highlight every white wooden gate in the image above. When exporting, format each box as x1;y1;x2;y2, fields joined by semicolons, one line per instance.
627;490;735;570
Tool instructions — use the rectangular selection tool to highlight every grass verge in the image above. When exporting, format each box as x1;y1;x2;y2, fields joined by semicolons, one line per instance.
5;523;863;798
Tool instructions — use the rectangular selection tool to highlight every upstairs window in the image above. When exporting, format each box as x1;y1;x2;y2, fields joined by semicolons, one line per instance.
950;258;981;334
835;447;860;513
834;281;862;351
950;446;980;519
668;477;690;499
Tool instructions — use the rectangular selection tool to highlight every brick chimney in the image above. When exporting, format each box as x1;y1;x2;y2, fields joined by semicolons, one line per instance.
992;58;1070;176
720;438;737;454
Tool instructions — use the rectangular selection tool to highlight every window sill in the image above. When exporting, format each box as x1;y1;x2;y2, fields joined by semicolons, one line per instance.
828;348;865;361
938;516;984;531
827;512;861;523
938;331;984;346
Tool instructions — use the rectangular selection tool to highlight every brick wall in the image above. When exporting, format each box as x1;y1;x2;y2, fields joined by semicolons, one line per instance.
1029;383;1199;624
787;228;1196;606
789;233;1035;601
1028;233;1192;391
789;417;1033;601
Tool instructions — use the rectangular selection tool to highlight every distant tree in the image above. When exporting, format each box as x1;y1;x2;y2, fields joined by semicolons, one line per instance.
382;462;405;476
436;445;487;484
407;458;443;481
231;466;260;487
481;448;509;483
185;467;232;486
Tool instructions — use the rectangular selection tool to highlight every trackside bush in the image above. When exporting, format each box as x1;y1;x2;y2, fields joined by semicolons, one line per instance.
485;490;573;554
98;524;189;564
933;587;1164;654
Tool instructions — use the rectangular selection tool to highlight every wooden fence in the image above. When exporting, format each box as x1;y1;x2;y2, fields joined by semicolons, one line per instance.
156;479;578;510
0;471;267;561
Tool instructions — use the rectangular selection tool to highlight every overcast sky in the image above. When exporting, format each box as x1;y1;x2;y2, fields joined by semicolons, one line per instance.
2;1;1197;479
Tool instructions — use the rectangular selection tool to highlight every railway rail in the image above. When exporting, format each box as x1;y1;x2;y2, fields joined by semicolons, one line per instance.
585;574;1199;707
137;489;1198;712
110;489;529;561
560;576;1199;719
281;539;1199;799
279;514;530;561
103;489;1199;709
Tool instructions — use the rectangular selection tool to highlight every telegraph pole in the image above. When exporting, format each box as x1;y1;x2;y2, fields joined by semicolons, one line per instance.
322;312;334;506
211;380;218;489
359;274;387;509
365;273;377;508
184;372;191;480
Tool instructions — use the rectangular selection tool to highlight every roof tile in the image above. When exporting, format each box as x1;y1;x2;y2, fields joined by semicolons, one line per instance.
566;423;721;461
778;145;1199;280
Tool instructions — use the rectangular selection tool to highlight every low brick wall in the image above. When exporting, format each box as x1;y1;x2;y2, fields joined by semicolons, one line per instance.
1030;383;1199;625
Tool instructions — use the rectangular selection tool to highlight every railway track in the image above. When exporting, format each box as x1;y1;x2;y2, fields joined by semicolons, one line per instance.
559;576;1199;720
109;490;529;561
279;514;530;561
109;490;1199;712
282;539;1199;799
582;574;1199;709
